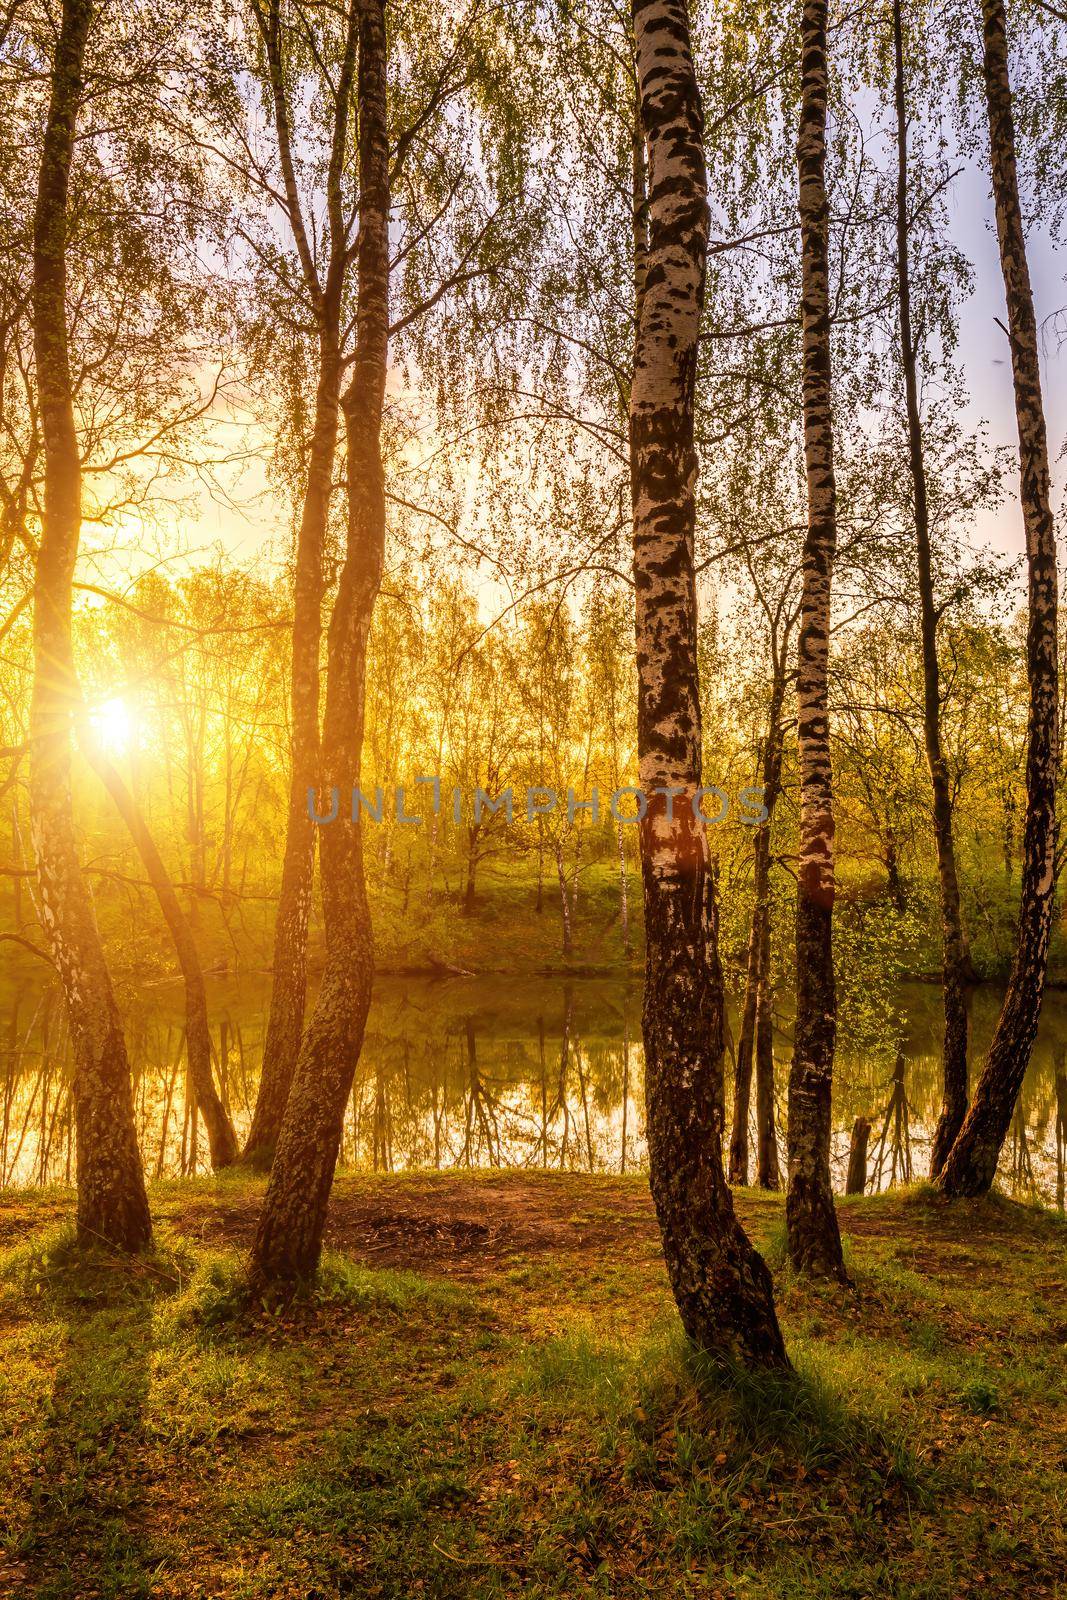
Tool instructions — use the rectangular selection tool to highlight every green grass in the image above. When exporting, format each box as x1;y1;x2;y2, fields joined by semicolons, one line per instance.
0;1173;1063;1598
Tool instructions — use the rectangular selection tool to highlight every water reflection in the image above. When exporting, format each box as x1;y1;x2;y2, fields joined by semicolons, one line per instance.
1;973;1064;1207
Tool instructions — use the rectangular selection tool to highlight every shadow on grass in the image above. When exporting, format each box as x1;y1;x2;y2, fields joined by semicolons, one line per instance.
514;1322;922;1496
2;1228;190;1599
681;1342;919;1484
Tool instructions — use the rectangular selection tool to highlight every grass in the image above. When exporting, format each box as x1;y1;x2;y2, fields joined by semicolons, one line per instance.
0;1172;1064;1598
374;860;643;975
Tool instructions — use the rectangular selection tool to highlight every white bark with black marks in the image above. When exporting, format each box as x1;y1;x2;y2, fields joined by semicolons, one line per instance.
630;0;788;1367
786;0;847;1281
938;0;1059;1197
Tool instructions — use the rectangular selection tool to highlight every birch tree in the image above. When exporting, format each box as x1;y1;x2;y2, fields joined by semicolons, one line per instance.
30;0;151;1250
890;0;972;1177
630;0;788;1367
236;0;527;1161
249;0;390;1285
785;0;847;1281
937;0;1059;1196
240;0;357;1166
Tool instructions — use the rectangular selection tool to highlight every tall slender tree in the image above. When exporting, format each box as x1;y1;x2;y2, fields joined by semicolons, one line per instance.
249;0;389;1286
785;0;847;1281
937;0;1059;1197
629;0;788;1368
890;0;971;1179
30;0;151;1250
242;0;356;1166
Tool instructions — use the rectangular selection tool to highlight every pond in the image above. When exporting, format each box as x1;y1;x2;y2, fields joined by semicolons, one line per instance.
1;972;1064;1206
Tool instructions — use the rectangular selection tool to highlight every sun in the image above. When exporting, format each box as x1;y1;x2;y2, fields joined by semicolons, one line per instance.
90;695;133;757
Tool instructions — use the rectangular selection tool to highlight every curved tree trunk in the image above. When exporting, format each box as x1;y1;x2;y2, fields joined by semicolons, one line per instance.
29;0;151;1251
786;0;847;1281
83;743;238;1168
243;0;354;1167
938;0;1059;1197
891;0;971;1179
629;0;788;1368
249;0;388;1288
244;349;339;1165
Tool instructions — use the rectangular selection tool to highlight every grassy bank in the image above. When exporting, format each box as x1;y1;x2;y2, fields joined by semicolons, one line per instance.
0;1173;1064;1599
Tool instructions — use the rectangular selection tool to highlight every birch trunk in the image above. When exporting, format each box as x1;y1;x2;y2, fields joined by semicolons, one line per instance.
244;0;356;1166
786;0;847;1281
938;0;1059;1197
30;0;151;1250
630;0;788;1367
891;0;971;1179
249;0;388;1286
244;347;339;1163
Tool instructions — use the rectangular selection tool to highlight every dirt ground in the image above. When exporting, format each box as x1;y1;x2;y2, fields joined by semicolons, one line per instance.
3;1168;1056;1282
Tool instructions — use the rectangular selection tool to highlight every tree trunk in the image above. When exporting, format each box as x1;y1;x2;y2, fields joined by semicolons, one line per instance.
754;907;780;1189
535;820;544;912
728;927;759;1185
730;669;786;1185
756;668;786;1194
249;0;388;1287
554;839;574;957
786;0;847;1281
243;0;357;1167
892;0;971;1179
244;348;339;1165
463;830;478;915
616;818;632;956
29;0;151;1251
629;0;788;1368
845;1116;870;1195
83;743;238;1168
937;0;1059;1197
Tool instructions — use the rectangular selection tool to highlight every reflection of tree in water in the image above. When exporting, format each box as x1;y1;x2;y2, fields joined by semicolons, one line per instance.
463;1016;500;1167
342;985;639;1174
373;1045;394;1172
0;984;72;1186
2;976;1066;1203
620;1022;631;1175
870;1047;912;1192
1009;1095;1035;1194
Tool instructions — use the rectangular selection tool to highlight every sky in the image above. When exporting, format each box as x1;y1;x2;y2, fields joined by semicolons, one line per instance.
951;159;1066;560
